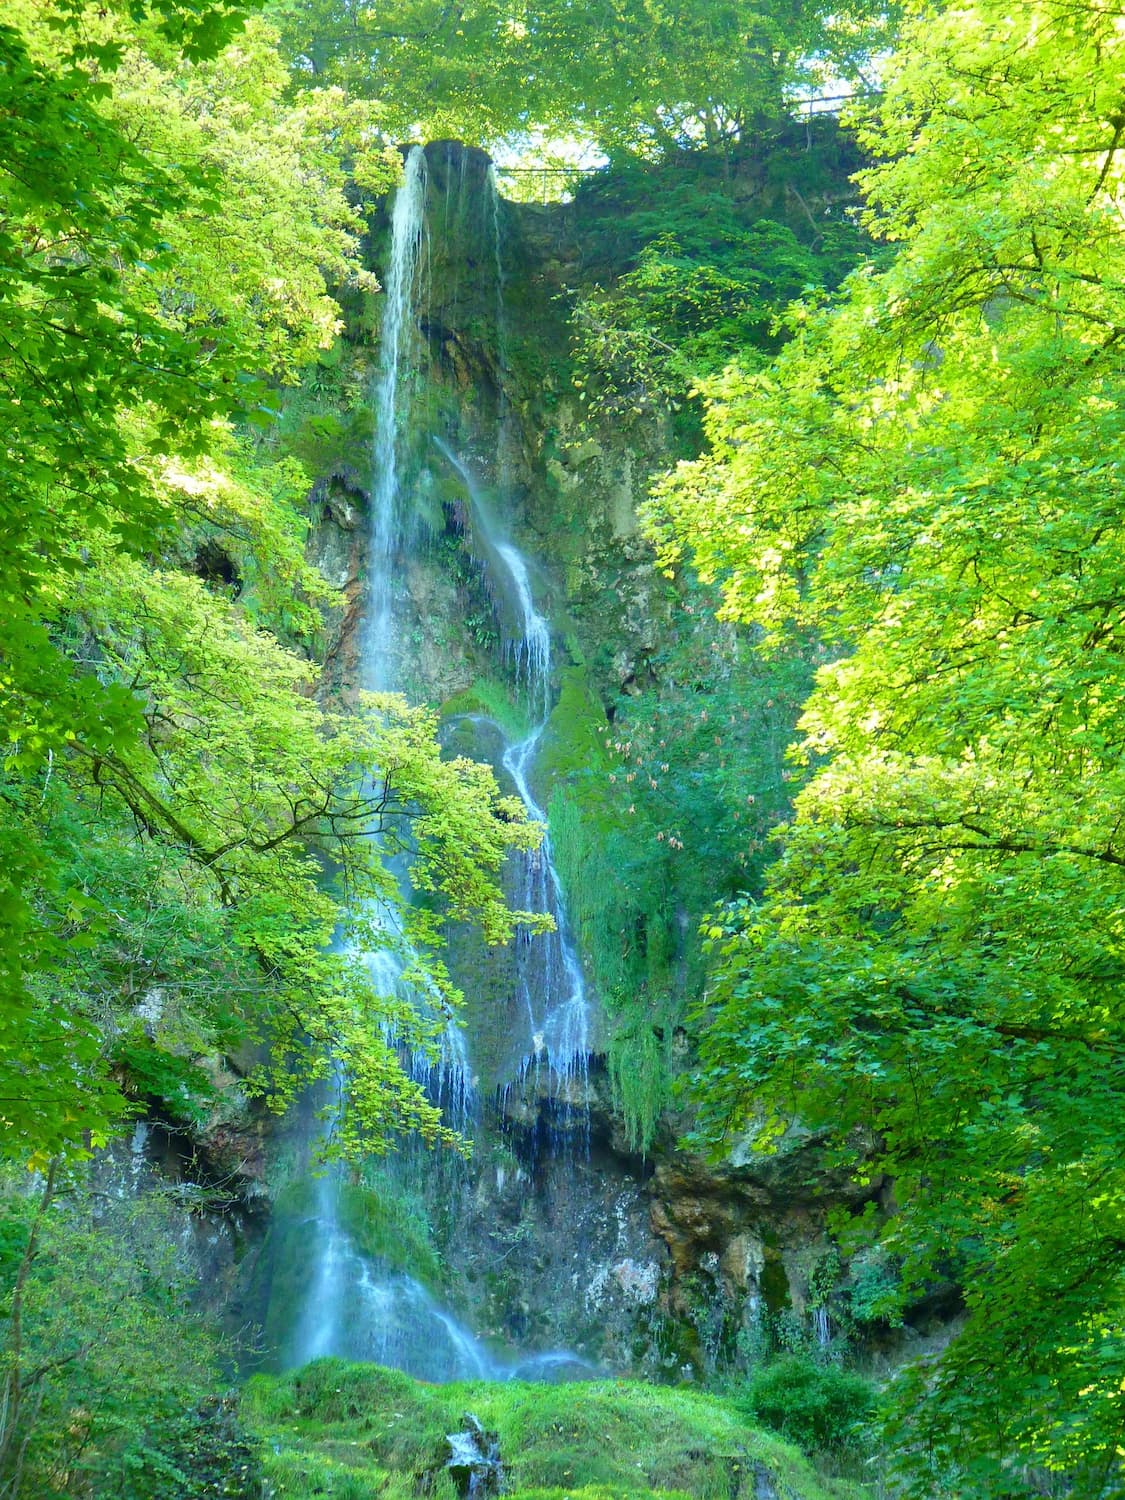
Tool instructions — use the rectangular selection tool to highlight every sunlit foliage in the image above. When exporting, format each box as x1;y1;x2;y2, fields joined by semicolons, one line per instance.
650;0;1125;1488
0;0;534;1162
266;0;893;156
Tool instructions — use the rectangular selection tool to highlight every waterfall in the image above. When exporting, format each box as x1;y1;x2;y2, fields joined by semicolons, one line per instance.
364;144;427;693
362;144;472;1118
285;149;482;1377
408;1015;474;1138
278;144;593;1384
433;440;590;1106
287;1072;350;1367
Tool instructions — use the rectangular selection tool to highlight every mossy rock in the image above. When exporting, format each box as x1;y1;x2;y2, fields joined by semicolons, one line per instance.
245;1358;870;1500
441;676;532;745
535;666;611;790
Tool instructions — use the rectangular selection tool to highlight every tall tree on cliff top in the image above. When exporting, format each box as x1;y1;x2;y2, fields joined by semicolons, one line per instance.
266;0;893;153
649;0;1125;1490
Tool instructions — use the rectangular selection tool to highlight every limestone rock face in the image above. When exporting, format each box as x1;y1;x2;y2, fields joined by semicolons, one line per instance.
115;135;930;1385
260;138;896;1379
91;1104;270;1331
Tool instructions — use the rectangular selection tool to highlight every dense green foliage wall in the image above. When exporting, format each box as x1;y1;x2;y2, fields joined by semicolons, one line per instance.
648;0;1125;1491
265;0;893;157
546;599;814;1152
0;10;553;1488
0;1166;253;1498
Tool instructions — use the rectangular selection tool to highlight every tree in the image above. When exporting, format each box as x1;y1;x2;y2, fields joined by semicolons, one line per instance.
649;0;1125;1490
15;545;542;1160
0;1164;254;1500
569;149;867;436
0;0;538;1162
265;0;894;157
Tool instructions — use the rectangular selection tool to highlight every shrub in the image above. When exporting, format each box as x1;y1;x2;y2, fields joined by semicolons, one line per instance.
740;1356;874;1454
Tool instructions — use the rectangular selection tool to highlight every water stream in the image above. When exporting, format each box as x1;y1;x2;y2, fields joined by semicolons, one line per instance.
364;145;428;693
281;145;591;1381
285;148;484;1378
434;441;590;1106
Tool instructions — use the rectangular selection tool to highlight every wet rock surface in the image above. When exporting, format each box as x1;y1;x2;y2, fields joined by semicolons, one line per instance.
113;138;917;1389
261;139;885;1383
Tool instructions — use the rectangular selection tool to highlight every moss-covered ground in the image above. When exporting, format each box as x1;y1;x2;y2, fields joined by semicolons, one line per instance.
245;1358;868;1500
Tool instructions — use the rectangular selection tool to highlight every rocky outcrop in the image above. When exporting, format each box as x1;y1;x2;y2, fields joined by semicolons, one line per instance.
269;138;887;1381
91;1102;270;1331
155;135;910;1385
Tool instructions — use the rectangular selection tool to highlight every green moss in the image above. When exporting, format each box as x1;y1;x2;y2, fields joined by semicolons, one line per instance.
548;785;637;1002
760;1252;792;1319
535;666;610;785
244;1358;870;1500
560;630;587;667
335;1179;442;1289
441;676;531;743
504;1490;694;1500
547;779;680;1152
639;1309;706;1378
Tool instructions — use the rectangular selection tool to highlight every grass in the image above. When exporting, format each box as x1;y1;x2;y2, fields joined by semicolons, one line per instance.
245;1358;870;1500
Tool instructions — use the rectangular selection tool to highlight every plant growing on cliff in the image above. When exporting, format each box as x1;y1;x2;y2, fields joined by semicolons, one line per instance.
569;149;869;439
739;1357;874;1460
547;579;814;1151
651;0;1125;1490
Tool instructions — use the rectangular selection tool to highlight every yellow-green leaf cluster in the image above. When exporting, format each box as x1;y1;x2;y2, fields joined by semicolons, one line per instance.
656;1;1125;1489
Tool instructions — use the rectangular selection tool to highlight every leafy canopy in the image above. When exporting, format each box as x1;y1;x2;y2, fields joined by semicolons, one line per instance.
649;0;1125;1490
266;0;894;156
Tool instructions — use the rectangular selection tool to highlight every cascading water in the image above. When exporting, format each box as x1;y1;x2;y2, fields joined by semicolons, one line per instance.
460;175;587;1099
362;145;473;1123
285;148;484;1378
364;145;428;694
433;441;590;1109
276;142;598;1384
